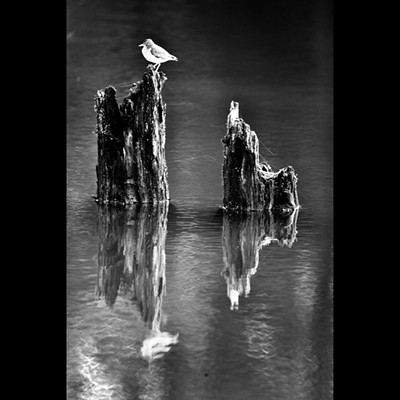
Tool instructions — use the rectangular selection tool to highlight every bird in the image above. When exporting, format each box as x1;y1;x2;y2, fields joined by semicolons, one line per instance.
138;38;178;71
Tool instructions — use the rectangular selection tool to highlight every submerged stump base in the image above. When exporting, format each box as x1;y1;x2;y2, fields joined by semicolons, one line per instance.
94;66;169;205
222;101;299;213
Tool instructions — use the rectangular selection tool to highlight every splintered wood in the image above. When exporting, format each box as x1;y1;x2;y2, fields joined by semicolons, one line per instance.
222;101;299;213
94;66;169;205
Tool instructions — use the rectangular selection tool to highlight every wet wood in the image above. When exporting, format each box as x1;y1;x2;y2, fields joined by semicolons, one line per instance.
94;66;169;205
222;101;299;213
222;209;299;309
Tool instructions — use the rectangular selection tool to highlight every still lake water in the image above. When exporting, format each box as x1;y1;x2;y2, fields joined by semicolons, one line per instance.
67;0;333;399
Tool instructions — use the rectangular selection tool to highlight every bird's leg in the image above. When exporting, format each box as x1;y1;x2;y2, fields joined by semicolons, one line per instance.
155;63;160;72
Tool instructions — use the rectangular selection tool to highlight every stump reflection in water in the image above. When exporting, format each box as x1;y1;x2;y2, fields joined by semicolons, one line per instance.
95;202;179;362
222;209;299;309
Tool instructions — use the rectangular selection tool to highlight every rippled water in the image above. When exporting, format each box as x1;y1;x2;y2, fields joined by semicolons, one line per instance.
67;0;333;399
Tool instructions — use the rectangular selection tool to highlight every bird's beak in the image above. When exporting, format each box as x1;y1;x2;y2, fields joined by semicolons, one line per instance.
138;43;144;47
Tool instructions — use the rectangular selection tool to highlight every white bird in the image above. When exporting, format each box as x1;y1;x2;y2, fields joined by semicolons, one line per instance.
138;38;178;71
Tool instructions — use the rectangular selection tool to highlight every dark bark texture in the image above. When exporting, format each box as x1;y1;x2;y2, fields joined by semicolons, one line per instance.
94;66;169;205
222;101;299;213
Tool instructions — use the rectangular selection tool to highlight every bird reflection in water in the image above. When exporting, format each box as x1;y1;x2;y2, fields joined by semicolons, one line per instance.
222;209;299;309
95;202;179;362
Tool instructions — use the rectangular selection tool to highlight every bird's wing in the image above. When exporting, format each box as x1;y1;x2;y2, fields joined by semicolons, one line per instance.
150;43;173;59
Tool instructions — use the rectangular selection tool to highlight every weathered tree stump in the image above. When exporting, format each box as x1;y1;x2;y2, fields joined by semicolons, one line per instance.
221;208;299;309
94;66;169;205
222;101;299;213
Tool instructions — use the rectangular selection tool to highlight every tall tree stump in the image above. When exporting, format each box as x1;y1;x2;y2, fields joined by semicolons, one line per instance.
94;66;169;205
222;101;299;213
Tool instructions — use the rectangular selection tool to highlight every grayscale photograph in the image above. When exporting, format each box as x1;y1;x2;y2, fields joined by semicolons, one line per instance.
67;0;333;398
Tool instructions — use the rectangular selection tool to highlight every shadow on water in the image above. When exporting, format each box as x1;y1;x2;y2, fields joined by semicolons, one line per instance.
95;202;179;363
222;209;299;310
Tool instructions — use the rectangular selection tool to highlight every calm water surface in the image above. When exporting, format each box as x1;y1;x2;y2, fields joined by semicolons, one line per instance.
67;0;333;399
